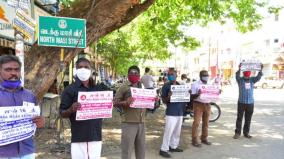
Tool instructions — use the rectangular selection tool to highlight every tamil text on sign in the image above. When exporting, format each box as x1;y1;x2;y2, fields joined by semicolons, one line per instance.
38;16;86;48
130;87;156;109
241;60;261;71
199;85;220;102
76;91;113;120
170;85;191;103
0;106;40;146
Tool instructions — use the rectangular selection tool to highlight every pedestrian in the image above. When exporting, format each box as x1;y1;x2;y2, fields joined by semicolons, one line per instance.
191;70;212;147
179;74;188;85
233;63;263;139
59;58;103;159
159;68;185;158
114;65;148;159
140;67;155;89
0;55;45;158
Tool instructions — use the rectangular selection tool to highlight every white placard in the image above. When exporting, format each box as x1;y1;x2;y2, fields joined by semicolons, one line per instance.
130;87;156;109
0;106;40;146
76;91;113;120
170;85;191;103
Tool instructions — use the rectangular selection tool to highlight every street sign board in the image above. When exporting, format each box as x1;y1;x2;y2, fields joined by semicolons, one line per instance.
13;9;36;40
38;16;86;48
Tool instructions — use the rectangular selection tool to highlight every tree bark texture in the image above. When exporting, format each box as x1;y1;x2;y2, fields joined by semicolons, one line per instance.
25;0;155;101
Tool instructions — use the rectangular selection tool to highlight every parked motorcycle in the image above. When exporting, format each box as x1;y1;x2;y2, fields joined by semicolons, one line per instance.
185;102;221;122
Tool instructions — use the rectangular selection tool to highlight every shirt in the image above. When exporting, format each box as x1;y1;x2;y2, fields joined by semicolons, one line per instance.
191;80;211;104
236;70;263;104
140;74;155;89
59;78;103;143
161;82;186;116
0;86;36;157
115;81;147;123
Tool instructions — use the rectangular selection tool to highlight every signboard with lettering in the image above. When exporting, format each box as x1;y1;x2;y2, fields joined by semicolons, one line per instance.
38;16;86;48
76;91;113;120
0;106;40;146
240;60;262;71
0;1;32;43
130;87;156;109
170;85;191;102
13;9;36;40
7;0;30;13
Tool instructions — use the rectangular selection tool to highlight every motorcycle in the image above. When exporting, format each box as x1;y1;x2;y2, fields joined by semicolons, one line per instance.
184;101;221;122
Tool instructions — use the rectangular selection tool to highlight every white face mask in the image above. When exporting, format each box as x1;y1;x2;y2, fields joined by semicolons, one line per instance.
76;68;91;81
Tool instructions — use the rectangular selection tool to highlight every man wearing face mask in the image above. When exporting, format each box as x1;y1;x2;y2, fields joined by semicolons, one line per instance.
0;55;45;159
233;63;263;139
114;65;148;159
60;58;103;159
159;68;185;158
191;70;212;147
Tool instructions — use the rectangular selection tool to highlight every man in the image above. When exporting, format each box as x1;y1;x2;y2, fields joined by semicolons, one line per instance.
0;55;44;159
179;74;188;85
159;68;185;158
60;58;103;159
191;70;212;147
114;66;148;159
233;63;263;139
140;67;155;89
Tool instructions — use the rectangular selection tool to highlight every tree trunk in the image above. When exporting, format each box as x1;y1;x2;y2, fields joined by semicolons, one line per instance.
25;0;155;101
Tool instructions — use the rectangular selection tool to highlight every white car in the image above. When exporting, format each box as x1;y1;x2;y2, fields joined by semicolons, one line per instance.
254;77;284;89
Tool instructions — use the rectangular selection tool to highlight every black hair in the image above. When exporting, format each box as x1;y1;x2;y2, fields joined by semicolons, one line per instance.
181;74;187;79
75;57;91;68
128;65;140;74
145;67;150;73
199;70;208;78
0;55;22;68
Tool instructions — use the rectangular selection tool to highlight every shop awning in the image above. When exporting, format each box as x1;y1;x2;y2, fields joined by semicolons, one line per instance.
0;37;31;51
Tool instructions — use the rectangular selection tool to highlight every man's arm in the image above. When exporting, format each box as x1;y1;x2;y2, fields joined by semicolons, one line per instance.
252;64;263;83
113;85;133;108
59;89;80;118
161;84;172;104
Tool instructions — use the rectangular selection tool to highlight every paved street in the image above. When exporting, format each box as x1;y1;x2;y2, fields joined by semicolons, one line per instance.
103;86;284;159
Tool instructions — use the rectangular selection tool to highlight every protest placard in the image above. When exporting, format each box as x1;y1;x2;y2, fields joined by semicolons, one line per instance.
199;85;220;102
0;106;40;146
76;91;113;120
170;85;191;103
130;87;156;109
240;60;261;71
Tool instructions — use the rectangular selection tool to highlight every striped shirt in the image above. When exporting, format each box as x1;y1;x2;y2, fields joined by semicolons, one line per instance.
236;70;263;104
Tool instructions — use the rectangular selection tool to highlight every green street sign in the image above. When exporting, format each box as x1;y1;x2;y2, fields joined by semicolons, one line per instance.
38;16;86;48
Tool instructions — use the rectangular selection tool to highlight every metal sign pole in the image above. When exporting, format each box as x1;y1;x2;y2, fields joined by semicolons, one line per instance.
15;32;25;86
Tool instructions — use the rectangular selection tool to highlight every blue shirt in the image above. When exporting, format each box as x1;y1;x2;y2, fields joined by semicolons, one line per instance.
236;70;263;104
161;82;186;116
0;86;36;157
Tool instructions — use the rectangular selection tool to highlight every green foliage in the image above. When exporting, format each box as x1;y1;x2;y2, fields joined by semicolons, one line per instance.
96;0;273;76
96;31;139;76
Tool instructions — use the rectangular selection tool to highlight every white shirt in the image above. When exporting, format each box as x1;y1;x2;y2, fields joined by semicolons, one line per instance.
191;80;211;104
140;74;155;88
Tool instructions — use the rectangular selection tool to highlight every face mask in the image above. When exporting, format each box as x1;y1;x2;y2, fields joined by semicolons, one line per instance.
76;68;91;81
201;76;209;82
167;75;176;81
128;75;140;83
243;71;251;78
1;80;22;89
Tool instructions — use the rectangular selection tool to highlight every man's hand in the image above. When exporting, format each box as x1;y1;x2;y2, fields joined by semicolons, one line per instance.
168;91;172;98
68;102;81;113
125;97;134;107
32;116;45;128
